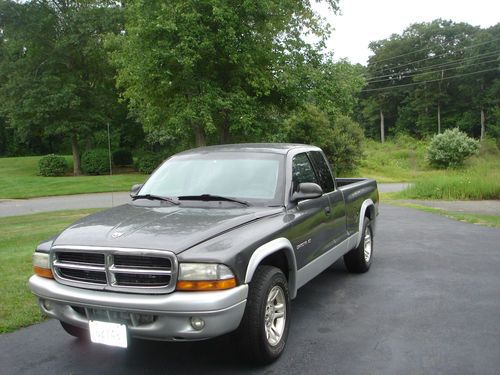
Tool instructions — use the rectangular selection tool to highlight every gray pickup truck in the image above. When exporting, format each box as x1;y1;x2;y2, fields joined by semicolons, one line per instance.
29;143;378;364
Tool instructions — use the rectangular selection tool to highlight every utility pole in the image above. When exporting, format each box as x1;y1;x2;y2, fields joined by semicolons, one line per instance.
437;69;443;134
480;108;485;141
480;81;485;141
380;109;385;143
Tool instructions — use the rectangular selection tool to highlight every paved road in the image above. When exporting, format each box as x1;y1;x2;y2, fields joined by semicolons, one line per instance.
1;204;499;374
0;183;407;217
403;199;500;215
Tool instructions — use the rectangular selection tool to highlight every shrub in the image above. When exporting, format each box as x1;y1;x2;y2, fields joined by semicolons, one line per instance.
284;105;365;174
113;149;133;166
81;149;111;175
427;128;479;168
38;154;68;177
136;152;164;174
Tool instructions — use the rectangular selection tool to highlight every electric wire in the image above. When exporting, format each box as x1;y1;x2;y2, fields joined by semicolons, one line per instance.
365;50;499;81
360;67;499;93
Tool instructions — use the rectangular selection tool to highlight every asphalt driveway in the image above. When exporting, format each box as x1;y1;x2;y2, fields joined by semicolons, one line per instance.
0;183;408;217
1;204;499;374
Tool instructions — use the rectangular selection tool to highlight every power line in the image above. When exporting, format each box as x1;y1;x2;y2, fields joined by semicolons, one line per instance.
366;57;499;84
367;44;435;65
366;37;500;75
365;50;499;81
360;67;499;93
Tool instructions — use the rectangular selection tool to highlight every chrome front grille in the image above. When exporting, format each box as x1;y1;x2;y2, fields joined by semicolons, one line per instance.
51;246;178;294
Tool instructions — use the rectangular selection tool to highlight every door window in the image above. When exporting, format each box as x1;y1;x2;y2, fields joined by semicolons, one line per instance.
308;151;335;193
292;153;318;192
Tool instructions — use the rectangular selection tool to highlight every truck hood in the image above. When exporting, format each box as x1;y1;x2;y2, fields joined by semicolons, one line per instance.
52;203;283;254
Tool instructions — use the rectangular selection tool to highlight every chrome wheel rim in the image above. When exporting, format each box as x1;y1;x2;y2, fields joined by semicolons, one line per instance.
364;227;372;262
264;285;286;346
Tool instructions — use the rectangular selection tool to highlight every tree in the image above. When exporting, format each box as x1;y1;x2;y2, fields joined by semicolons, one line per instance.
0;0;125;174
358;19;499;140
109;0;340;148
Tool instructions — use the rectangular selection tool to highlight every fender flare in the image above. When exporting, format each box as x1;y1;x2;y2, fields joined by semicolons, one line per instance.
355;199;375;247
244;238;298;299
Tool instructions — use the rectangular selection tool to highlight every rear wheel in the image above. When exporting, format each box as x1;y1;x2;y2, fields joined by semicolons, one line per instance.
60;321;88;339
238;265;290;364
344;218;373;273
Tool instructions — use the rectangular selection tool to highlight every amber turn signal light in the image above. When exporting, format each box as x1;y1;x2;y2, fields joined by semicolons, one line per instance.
33;266;54;279
176;278;237;291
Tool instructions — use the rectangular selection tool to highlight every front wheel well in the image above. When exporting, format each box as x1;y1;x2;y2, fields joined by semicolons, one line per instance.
258;250;289;282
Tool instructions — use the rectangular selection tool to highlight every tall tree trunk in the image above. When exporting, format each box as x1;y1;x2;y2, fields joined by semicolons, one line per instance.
71;131;82;176
437;101;441;134
380;109;385;143
480;108;485;141
220;112;230;144
193;124;206;147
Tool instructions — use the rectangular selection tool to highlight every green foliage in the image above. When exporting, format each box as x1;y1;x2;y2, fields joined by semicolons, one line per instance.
427;128;479;168
358;20;499;140
81;149;111;175
136;152;164;174
0;0;128;174
37;154;68;177
284;104;365;174
112;149;133;166
109;0;348;147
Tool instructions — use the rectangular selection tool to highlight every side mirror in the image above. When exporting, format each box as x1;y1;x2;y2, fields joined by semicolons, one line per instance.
291;182;323;202
130;183;143;198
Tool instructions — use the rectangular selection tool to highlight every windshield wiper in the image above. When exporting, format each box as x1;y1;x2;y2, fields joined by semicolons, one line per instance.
132;194;179;205
177;194;250;206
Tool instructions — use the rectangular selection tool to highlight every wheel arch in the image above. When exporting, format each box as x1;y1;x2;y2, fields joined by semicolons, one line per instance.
355;199;375;247
244;238;298;299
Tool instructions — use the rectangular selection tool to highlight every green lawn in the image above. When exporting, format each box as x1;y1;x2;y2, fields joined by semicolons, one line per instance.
0;156;146;199
349;138;500;200
0;209;101;333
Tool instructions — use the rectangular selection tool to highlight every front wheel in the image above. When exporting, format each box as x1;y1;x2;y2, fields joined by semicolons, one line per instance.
344;218;373;273
238;265;290;364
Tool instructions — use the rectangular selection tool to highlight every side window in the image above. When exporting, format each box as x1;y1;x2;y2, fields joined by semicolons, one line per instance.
308;151;335;193
292;153;318;191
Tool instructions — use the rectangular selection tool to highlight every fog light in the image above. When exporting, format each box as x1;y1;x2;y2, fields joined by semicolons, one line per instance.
190;317;205;330
41;299;52;311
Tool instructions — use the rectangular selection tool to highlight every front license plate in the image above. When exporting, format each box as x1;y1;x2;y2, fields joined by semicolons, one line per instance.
89;320;127;348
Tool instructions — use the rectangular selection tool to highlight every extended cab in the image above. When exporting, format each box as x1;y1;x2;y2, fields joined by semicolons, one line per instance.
29;144;379;363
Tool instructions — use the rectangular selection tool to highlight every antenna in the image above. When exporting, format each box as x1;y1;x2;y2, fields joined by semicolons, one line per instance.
107;122;114;207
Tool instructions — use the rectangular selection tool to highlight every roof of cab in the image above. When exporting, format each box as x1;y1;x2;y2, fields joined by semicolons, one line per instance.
176;143;320;156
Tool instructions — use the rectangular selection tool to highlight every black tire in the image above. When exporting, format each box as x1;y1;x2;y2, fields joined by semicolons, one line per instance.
238;265;290;365
60;321;89;339
344;218;373;273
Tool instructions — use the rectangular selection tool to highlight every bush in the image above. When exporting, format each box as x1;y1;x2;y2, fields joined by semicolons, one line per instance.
136;152;164;174
284;105;365;174
427;128;479;168
81;149;111;175
113;149;133;166
38;154;68;177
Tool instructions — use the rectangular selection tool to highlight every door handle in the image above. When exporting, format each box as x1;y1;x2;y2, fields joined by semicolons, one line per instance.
324;206;331;215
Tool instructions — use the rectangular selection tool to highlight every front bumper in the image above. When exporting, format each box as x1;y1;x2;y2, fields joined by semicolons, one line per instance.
29;275;248;341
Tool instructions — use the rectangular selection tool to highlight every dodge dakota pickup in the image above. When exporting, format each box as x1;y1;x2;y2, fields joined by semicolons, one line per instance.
29;143;379;364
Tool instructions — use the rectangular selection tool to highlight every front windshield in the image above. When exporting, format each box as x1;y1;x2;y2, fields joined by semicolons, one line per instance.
139;152;284;205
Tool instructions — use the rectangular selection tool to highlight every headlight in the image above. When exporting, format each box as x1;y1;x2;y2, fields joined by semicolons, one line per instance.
176;263;236;291
32;252;53;279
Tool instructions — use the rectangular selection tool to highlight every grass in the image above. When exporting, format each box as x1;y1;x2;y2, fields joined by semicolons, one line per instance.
384;200;500;228
0;209;101;334
350;137;500;200
0;156;146;199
